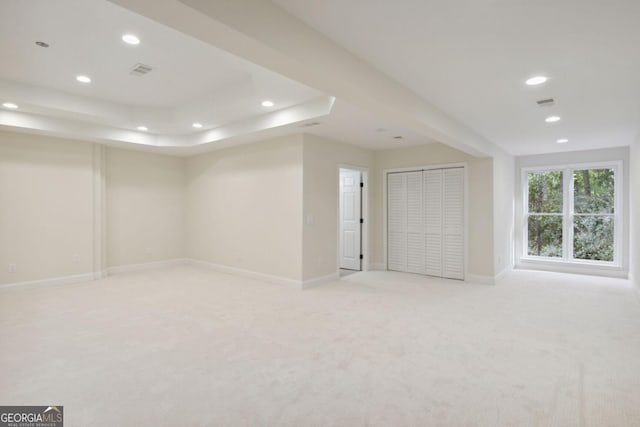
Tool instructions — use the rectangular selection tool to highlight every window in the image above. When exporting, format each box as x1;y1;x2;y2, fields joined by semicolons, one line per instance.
523;163;620;265
527;170;563;257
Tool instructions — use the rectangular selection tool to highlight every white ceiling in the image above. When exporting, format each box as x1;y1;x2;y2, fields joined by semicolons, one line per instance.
0;0;340;143
0;0;245;108
0;0;430;152
2;0;637;156
274;0;640;155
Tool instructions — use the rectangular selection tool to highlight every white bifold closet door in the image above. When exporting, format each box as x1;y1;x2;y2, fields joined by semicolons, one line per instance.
442;168;464;279
424;170;443;277
387;168;464;280
387;172;408;272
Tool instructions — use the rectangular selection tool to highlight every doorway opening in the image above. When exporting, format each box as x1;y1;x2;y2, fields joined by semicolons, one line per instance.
339;167;367;273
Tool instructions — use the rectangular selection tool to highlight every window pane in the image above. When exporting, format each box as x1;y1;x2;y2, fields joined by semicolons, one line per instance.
528;171;563;213
527;215;562;257
573;168;614;214
573;216;614;262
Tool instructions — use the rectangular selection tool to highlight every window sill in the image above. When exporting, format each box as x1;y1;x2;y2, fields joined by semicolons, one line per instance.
516;257;627;278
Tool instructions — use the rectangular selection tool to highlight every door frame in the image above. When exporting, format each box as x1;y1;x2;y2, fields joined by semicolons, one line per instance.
382;163;468;278
337;164;369;273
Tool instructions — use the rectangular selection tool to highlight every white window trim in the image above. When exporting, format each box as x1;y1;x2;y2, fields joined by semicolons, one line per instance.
520;160;623;270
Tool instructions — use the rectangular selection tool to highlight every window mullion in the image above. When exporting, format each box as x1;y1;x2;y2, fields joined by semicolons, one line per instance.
522;168;528;258
564;168;573;261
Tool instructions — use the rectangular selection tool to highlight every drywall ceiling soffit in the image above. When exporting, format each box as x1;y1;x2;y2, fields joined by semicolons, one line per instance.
0;96;336;156
108;0;501;158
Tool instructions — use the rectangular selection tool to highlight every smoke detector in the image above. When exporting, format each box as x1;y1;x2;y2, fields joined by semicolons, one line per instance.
129;63;154;77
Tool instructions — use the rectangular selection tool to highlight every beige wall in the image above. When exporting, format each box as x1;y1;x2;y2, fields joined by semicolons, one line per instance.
106;147;185;268
0;131;95;285
493;150;515;275
186;135;304;281
1;129;506;286
373;143;495;278
302;134;374;281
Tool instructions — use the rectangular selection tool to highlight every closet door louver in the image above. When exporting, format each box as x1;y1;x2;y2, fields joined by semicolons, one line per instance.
424;170;443;277
442;168;464;279
387;167;464;280
387;173;407;272
406;171;425;274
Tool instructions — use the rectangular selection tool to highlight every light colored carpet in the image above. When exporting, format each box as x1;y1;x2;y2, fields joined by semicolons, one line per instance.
1;265;639;426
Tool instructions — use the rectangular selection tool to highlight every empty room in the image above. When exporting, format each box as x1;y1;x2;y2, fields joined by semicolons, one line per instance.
1;0;639;426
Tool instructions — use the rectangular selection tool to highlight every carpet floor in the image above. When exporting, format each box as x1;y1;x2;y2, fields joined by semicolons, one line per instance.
1;265;639;426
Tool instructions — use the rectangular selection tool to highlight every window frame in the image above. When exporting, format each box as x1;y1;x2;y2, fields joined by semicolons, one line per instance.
521;161;622;268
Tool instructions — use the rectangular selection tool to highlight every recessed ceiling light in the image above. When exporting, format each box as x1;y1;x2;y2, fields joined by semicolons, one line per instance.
122;34;140;45
137;126;148;131
526;76;548;86
261;100;274;107
557;138;569;144
2;102;18;109
545;115;561;123
76;75;91;84
192;122;203;129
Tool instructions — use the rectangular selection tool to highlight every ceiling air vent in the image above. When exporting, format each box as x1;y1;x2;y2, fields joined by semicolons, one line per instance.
129;63;154;77
299;122;321;128
536;98;556;107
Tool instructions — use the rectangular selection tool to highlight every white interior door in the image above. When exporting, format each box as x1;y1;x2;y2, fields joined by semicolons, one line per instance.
339;169;362;270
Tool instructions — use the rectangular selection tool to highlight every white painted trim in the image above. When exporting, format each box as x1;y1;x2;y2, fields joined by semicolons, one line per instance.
106;258;189;275
382;162;468;279
187;259;302;288
494;266;511;283
383;163;468;175
629;272;640;304
518;159;627;274
514;261;628;278
0;272;96;290
302;272;340;289
465;274;495;285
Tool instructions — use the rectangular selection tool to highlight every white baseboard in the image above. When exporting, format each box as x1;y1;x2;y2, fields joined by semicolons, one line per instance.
302;272;340;289
493;266;512;283
0;272;96;290
0;258;188;290
465;273;495;285
188;259;341;289
94;270;107;280
629;273;640;297
187;259;302;288
106;258;188;275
